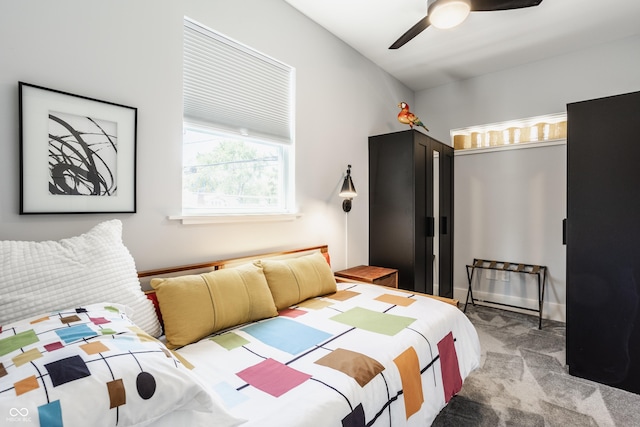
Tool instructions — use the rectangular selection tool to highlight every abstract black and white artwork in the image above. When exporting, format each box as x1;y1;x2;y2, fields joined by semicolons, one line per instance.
20;82;137;214
48;111;118;197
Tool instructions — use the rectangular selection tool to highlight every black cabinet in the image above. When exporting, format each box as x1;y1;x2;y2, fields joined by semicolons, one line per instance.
369;130;454;297
566;91;640;394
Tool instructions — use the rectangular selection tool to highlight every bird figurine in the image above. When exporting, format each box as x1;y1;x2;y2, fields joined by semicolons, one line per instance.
397;102;429;131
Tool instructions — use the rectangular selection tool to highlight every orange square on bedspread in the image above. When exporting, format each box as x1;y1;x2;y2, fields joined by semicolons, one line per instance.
375;294;416;307
327;290;360;301
14;375;39;396
394;347;423;418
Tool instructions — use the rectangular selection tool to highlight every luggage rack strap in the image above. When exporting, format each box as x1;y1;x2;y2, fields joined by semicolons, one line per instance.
469;258;545;274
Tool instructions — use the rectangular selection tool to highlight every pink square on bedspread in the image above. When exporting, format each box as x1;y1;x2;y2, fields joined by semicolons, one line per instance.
236;358;311;397
89;316;110;325
278;308;307;318
44;342;64;352
438;331;462;403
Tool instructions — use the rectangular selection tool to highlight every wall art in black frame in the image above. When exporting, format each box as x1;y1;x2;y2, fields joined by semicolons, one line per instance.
19;82;137;214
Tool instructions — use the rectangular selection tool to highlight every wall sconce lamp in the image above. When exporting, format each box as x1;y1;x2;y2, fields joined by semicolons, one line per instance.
339;164;357;212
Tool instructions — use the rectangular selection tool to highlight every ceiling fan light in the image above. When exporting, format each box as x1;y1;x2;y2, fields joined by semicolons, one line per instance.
428;0;471;29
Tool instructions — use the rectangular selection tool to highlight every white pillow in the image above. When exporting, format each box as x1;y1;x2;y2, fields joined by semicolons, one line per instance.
0;220;162;337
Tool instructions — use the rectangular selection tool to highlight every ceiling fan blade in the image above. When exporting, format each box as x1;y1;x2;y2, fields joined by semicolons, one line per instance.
389;0;541;49
389;16;430;49
470;0;542;11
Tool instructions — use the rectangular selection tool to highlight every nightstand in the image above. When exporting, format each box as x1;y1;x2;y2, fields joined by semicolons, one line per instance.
334;265;398;288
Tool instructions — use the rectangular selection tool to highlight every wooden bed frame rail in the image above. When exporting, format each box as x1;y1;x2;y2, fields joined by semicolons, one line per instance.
137;244;458;308
137;245;329;289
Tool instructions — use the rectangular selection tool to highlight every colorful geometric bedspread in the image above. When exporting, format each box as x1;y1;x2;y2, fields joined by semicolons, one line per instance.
0;303;224;427
177;282;481;427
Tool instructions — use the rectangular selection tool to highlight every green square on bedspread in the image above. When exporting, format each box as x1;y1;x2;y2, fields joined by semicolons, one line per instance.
0;330;38;356
331;307;415;336
211;332;250;350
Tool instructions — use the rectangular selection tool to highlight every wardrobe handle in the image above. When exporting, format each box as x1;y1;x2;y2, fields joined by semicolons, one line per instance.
426;217;435;237
562;218;567;245
441;216;448;235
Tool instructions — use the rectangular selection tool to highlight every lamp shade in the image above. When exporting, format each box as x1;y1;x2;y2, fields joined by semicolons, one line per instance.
339;165;357;198
428;0;471;29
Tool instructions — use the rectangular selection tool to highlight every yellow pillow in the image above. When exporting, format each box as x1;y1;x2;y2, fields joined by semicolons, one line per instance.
257;252;337;310
150;263;277;349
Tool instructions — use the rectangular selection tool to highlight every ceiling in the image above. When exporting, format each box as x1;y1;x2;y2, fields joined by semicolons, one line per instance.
284;0;640;92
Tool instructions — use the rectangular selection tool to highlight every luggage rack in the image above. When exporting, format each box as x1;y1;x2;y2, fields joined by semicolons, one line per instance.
464;259;547;329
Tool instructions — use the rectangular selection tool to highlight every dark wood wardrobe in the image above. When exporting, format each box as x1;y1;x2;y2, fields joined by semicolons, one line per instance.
369;129;454;297
566;90;640;394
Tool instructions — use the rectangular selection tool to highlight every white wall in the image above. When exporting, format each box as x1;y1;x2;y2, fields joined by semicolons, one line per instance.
4;2;638;320
415;35;640;321
0;0;413;274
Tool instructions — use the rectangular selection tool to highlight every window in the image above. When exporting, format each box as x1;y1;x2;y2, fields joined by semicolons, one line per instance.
182;18;295;215
183;125;289;213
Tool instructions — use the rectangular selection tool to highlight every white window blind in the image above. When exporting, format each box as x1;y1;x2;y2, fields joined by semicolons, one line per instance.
183;18;294;144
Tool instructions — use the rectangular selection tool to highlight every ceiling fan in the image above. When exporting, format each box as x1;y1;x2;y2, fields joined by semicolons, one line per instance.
389;0;543;49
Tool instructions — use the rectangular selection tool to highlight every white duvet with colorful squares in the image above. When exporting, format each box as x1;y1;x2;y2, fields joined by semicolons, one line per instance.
176;282;481;426
1;283;480;427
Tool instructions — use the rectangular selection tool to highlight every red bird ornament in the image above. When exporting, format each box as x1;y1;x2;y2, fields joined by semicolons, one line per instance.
397;102;429;131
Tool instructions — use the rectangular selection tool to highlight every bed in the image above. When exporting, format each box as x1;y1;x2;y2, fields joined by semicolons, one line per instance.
0;220;480;426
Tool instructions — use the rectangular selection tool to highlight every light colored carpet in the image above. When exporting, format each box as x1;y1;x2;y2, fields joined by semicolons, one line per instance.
432;305;640;426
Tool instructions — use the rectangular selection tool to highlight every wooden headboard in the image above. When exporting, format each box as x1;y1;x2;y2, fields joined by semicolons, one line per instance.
137;245;329;291
137;245;458;308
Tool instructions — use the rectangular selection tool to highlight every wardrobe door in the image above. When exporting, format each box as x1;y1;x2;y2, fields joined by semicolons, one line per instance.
567;91;640;394
437;144;454;298
416;135;431;294
369;131;417;291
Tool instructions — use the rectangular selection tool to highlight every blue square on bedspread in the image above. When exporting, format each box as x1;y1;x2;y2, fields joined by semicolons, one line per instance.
241;317;331;355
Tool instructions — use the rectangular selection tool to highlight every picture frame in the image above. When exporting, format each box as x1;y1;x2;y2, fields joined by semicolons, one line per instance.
19;82;137;214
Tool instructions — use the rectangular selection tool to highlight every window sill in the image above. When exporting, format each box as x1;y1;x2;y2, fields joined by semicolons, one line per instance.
168;213;303;225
